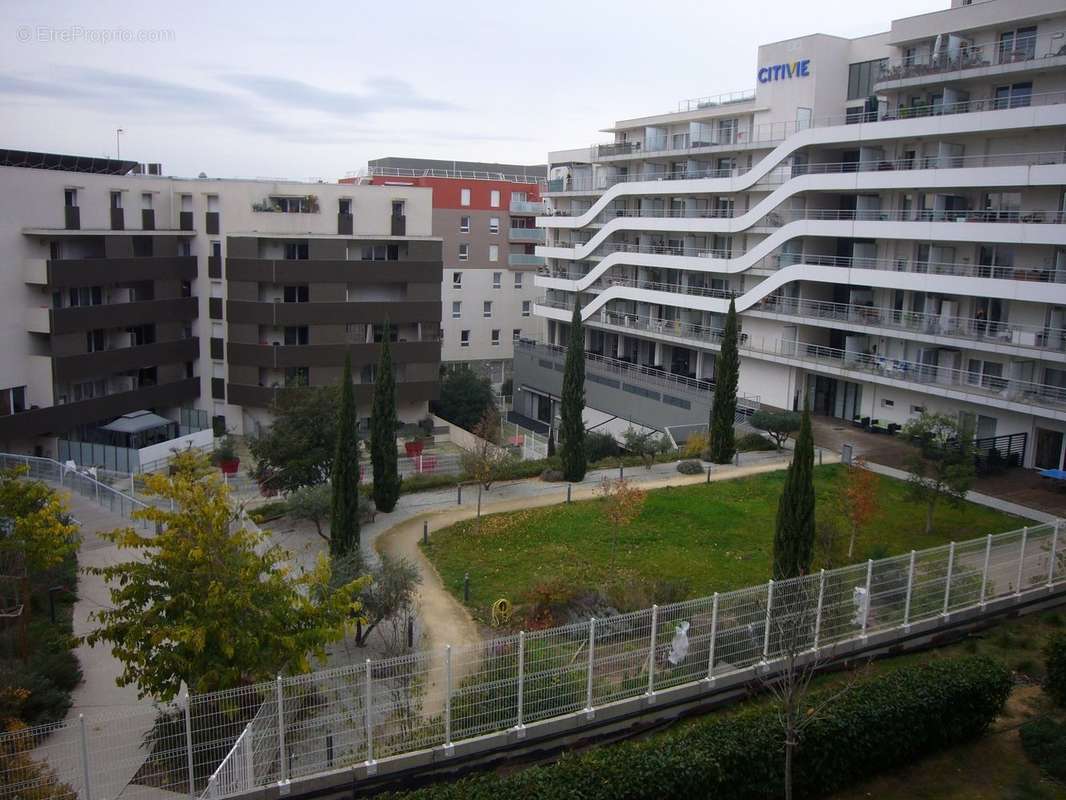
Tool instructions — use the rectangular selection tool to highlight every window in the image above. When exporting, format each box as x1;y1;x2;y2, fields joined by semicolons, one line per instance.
489;217;500;234
459;215;471;232
110;191;122;209
514;272;523;289
141;192;152;209
361;244;400;260
967;359;1006;390
68;287;103;307
391;200;405;217
460;330;470;347
491;329;500;346
0;386;27;416
211;240;222;257
132;237;154;257
847;58;888;100
458;243;469;261
483;301;493;318
284;367;309;387
993;81;1032;109
452;301;462;319
513;328;521;340
64;189;77;207
522;300;531;317
269;196;314;213
339;198;352;215
489;245;499;263
283;285;309;303
490;190;500;208
452;271;462;288
998;27;1037;63
492;271;502;288
460;188;471;207
86;329;105;352
284;242;309;260
284;326;309;345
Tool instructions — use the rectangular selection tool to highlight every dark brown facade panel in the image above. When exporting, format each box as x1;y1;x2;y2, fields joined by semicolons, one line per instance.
208;255;222;279
227;380;436;409
226;341;441;369
337;213;353;235
51;337;200;382
141;209;156;230
46;256;197;287
64;206;80;230
224;258;441;285
209;298;223;320
179;211;193;231
0;377;200;440
211;377;226;400
110;207;124;231
205;211;220;235
226;300;440;326
50;297;198;334
209;337;224;360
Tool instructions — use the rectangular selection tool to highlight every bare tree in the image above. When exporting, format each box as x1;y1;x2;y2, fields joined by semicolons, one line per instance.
460;405;515;528
760;576;868;800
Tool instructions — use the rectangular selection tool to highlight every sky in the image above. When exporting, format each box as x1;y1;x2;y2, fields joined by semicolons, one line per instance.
1;0;945;181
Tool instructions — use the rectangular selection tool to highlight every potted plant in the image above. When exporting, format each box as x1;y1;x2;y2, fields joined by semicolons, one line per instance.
404;438;425;457
214;435;240;474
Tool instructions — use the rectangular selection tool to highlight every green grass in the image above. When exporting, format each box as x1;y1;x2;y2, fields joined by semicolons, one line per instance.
422;464;1025;621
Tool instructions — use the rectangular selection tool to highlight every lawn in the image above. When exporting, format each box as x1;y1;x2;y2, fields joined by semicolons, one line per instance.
422;464;1026;622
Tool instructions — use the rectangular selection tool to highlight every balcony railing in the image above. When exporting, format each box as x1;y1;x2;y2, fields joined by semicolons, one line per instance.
549;90;1066;178
536;303;1066;412
676;88;757;113
509;253;546;268
510;199;547;214
876;30;1066;83
545;149;1066;218
358;165;546;185
508;227;545;243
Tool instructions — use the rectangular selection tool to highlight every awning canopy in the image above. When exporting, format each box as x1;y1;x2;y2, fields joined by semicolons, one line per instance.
100;410;173;435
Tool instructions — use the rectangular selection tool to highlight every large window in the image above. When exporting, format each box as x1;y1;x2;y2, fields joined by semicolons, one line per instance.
847;58;888;100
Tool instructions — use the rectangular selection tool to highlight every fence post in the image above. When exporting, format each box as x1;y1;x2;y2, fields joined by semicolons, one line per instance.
363;659;377;773
444;645;454;755
1048;521;1060;589
706;592;719;683
79;714;93;800
423;520;428;545
646;605;658;702
1016;527;1028;596
762;579;775;661
980;533;993;605
812;570;826;650
585;618;596;718
183;690;195;798
276;676;288;784
457;484;462;505
567;484;572;503
942;542;956;618
903;550;916;630
515;631;526;736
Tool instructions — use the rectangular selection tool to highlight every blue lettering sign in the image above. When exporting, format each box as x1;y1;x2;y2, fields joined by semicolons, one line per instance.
757;58;811;83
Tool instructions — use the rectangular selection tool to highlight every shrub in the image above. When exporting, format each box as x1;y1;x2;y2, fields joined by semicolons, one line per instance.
1020;718;1066;781
680;432;708;459
585;431;620;462
540;468;565;482
750;409;802;449
736;432;777;452
247;500;289;524
677;460;704;475
383;656;1010;800
1045;631;1066;707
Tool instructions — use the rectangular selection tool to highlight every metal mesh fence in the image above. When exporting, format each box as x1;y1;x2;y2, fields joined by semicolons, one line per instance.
3;517;1062;799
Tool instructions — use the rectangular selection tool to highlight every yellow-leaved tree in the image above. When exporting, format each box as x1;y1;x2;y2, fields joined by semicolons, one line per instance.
84;450;368;700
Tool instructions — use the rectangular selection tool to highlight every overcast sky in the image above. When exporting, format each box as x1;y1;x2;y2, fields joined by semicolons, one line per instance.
2;0;944;180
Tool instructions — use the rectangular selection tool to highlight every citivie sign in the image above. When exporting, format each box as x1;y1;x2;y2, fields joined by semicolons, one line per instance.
758;59;811;83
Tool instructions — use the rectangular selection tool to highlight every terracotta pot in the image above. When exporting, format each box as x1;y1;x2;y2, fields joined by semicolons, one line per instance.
219;458;240;475
404;441;424;457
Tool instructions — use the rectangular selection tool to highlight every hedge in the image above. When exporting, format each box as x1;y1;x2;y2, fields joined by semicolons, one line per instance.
383;656;1010;800
1020;717;1066;782
1046;631;1066;707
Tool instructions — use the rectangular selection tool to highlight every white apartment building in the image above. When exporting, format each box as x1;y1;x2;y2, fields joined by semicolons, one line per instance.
520;0;1066;470
0;150;442;464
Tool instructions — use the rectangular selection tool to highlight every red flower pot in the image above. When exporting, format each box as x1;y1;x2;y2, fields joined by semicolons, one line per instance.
219;458;240;475
404;441;424;457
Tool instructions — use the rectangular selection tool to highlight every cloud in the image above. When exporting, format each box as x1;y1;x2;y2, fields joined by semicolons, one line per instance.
221;73;460;114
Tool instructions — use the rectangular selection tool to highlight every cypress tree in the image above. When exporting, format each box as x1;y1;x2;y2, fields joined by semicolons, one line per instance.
771;399;816;579
370;321;401;513
559;299;587;482
708;297;740;463
330;353;360;558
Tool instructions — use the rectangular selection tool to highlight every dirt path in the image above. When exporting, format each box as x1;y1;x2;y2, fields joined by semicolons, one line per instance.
373;457;813;710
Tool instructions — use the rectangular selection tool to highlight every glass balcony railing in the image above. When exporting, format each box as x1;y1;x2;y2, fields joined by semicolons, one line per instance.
508;227;545;243
508;253;545;267
510;199;547;214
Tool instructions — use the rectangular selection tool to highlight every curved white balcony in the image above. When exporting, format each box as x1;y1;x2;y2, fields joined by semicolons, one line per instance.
546;152;1066;231
541;213;1066;269
543;94;1066;201
536;302;1066;421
